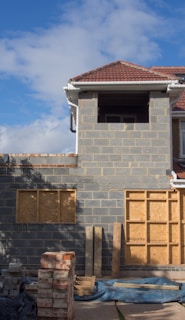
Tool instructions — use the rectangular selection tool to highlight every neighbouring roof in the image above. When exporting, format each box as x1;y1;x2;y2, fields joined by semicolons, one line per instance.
71;60;178;82
151;66;185;111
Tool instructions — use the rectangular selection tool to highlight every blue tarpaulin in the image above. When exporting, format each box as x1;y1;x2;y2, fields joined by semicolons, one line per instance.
74;277;185;303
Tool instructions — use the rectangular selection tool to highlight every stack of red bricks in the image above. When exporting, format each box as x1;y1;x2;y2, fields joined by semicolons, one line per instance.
37;251;76;320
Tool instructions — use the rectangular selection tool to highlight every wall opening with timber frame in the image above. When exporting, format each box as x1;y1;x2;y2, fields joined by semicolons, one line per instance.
16;189;76;223
124;189;185;265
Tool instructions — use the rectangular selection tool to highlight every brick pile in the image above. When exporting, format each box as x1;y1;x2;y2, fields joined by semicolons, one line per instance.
37;251;76;320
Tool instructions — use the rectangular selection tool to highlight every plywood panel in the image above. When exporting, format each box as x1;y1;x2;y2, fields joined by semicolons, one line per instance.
169;245;179;264
169;223;178;243
125;245;146;264
147;200;167;221
147;191;166;200
125;189;182;266
39;190;58;222
148;223;167;243
16;189;76;223
126;200;145;220
148;246;167;264
125;190;145;200
16;190;37;222
126;223;145;243
169;201;179;221
60;190;76;223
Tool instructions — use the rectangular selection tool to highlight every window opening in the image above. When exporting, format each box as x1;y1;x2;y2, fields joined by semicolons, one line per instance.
98;92;149;123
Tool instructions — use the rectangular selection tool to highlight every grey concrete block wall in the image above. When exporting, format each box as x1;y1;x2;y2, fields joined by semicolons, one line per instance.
0;90;176;275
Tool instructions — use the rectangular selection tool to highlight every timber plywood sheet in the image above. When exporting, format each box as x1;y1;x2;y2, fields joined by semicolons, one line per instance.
148;246;167;264
126;245;146;264
60;190;76;223
126;222;145;243
170;245;179;264
124;189;183;265
148;223;167;243
16;189;76;223
147;200;167;221
16;190;37;222
126;200;145;221
39;190;59;222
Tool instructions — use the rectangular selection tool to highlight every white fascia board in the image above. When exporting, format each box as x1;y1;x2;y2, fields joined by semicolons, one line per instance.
70;80;179;86
66;80;185;92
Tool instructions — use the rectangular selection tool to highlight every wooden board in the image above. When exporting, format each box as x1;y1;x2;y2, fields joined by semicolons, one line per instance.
85;226;94;276
124;189;184;265
113;282;180;290
94;227;102;277
112;222;122;277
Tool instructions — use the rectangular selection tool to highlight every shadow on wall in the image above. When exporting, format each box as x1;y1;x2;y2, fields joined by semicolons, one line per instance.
0;155;85;271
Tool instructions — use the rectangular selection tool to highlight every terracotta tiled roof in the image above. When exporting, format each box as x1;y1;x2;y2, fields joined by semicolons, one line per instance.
151;66;185;111
151;66;185;76
71;60;178;82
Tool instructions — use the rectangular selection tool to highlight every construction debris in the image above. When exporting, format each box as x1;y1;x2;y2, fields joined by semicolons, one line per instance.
74;276;96;296
0;261;24;297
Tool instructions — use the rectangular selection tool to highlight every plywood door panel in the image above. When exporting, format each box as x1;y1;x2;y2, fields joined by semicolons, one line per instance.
125;189;181;265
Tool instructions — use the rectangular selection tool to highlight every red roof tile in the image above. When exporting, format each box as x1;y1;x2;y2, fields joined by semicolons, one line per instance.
71;60;177;82
151;66;185;76
151;66;185;111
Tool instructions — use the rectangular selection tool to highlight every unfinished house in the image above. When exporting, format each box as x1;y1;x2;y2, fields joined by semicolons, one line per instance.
1;61;185;279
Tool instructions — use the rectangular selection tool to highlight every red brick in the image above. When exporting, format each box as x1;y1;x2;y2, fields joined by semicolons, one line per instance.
37;298;53;308
52;309;68;317
40;261;56;269
53;270;70;279
37;308;54;317
52;299;68;308
53;280;69;290
52;289;69;299
37;288;53;298
38;278;53;289
38;269;53;279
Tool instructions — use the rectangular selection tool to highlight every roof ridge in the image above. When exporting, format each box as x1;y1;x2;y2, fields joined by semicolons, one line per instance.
120;61;178;80
152;66;185;69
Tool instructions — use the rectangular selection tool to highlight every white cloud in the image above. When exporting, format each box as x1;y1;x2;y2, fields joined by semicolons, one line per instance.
0;116;75;153
0;0;180;153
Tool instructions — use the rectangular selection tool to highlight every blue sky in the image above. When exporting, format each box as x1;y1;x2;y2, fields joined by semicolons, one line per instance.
0;0;185;153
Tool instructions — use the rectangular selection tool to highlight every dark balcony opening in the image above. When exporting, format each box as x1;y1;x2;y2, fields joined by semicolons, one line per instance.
98;92;149;123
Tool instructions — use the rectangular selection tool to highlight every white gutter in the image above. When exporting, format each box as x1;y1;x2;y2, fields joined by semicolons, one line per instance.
170;170;185;188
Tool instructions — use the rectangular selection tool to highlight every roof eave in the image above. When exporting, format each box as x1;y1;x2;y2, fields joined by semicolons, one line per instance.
67;80;180;92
